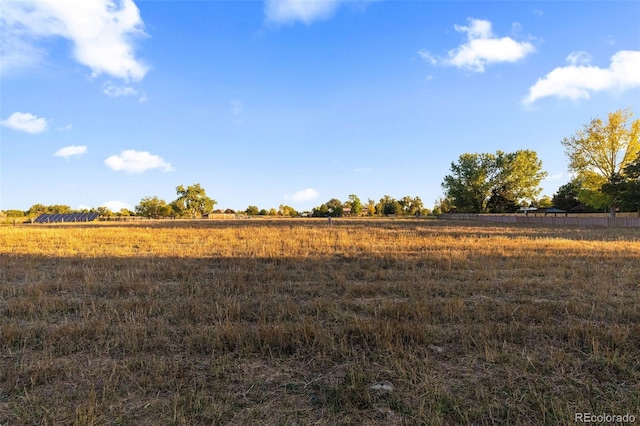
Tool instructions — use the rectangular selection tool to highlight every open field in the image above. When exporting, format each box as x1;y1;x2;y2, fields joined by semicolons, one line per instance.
1;219;639;425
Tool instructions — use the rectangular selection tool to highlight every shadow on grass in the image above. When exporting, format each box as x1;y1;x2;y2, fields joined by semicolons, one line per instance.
1;247;639;424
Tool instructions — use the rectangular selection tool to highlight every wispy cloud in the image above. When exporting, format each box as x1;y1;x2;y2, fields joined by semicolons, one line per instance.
264;0;341;25
566;51;592;66
103;82;147;102
54;145;87;158
420;18;535;72
1;112;48;134
1;0;148;81
524;50;640;105
104;149;173;174
287;188;319;202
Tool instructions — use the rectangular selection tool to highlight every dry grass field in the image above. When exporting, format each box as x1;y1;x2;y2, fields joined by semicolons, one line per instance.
1;219;639;425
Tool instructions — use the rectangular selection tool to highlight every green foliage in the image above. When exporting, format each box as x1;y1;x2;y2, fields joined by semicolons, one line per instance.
621;154;640;210
561;108;639;215
326;199;343;217
442;153;494;212
552;181;582;211
312;203;329;217
174;183;216;218
313;199;344;217
23;204;79;217
4;210;25;217
346;194;363;215
377;195;401;216
96;206;112;217
26;204;49;216
310;195;427;217
433;197;454;214
602;153;640;212
535;195;553;209
245;205;260;215
136;196;171;218
278;205;298;217
486;186;520;213
48;205;72;214
399;196;424;215
365;199;376;216
442;150;547;213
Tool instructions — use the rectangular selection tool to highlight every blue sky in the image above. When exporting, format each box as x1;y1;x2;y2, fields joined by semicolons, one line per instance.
1;0;639;212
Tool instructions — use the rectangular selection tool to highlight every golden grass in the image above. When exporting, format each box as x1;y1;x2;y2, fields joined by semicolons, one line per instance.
1;219;639;425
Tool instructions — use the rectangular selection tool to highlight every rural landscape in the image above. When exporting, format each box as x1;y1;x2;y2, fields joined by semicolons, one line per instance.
1;73;640;426
1;218;639;424
2;1;640;424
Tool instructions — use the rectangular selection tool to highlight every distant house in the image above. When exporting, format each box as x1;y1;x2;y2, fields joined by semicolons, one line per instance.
342;207;352;217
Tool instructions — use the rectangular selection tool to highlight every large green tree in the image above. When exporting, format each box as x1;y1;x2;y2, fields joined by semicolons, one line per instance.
442;150;547;213
245;205;260;215
561;109;639;217
136;196;173;218
552;180;583;212
433;197;454;215
621;154;640;211
24;204;92;216
278;204;298;217
325;198;344;217
377;195;402;216
346;194;363;216
173;183;216;218
399;196;424;215
602;152;640;212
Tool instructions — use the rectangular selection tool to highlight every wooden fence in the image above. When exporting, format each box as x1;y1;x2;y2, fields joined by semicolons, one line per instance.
442;213;640;228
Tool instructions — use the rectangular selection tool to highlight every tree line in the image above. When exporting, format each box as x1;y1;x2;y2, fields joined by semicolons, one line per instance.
439;109;639;217
3;184;217;220
6;184;430;220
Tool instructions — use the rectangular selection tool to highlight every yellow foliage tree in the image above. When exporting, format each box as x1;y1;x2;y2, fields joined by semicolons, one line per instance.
561;109;640;217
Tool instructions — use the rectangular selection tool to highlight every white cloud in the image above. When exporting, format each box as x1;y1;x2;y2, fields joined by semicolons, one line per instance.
1;0;148;81
566;51;592;66
420;18;535;72
103;82;147;101
524;50;640;104
265;0;341;25
54;145;87;158
1;112;48;134
103;82;137;97
0;30;45;75
102;200;133;211
104;149;173;173
287;188;319;202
